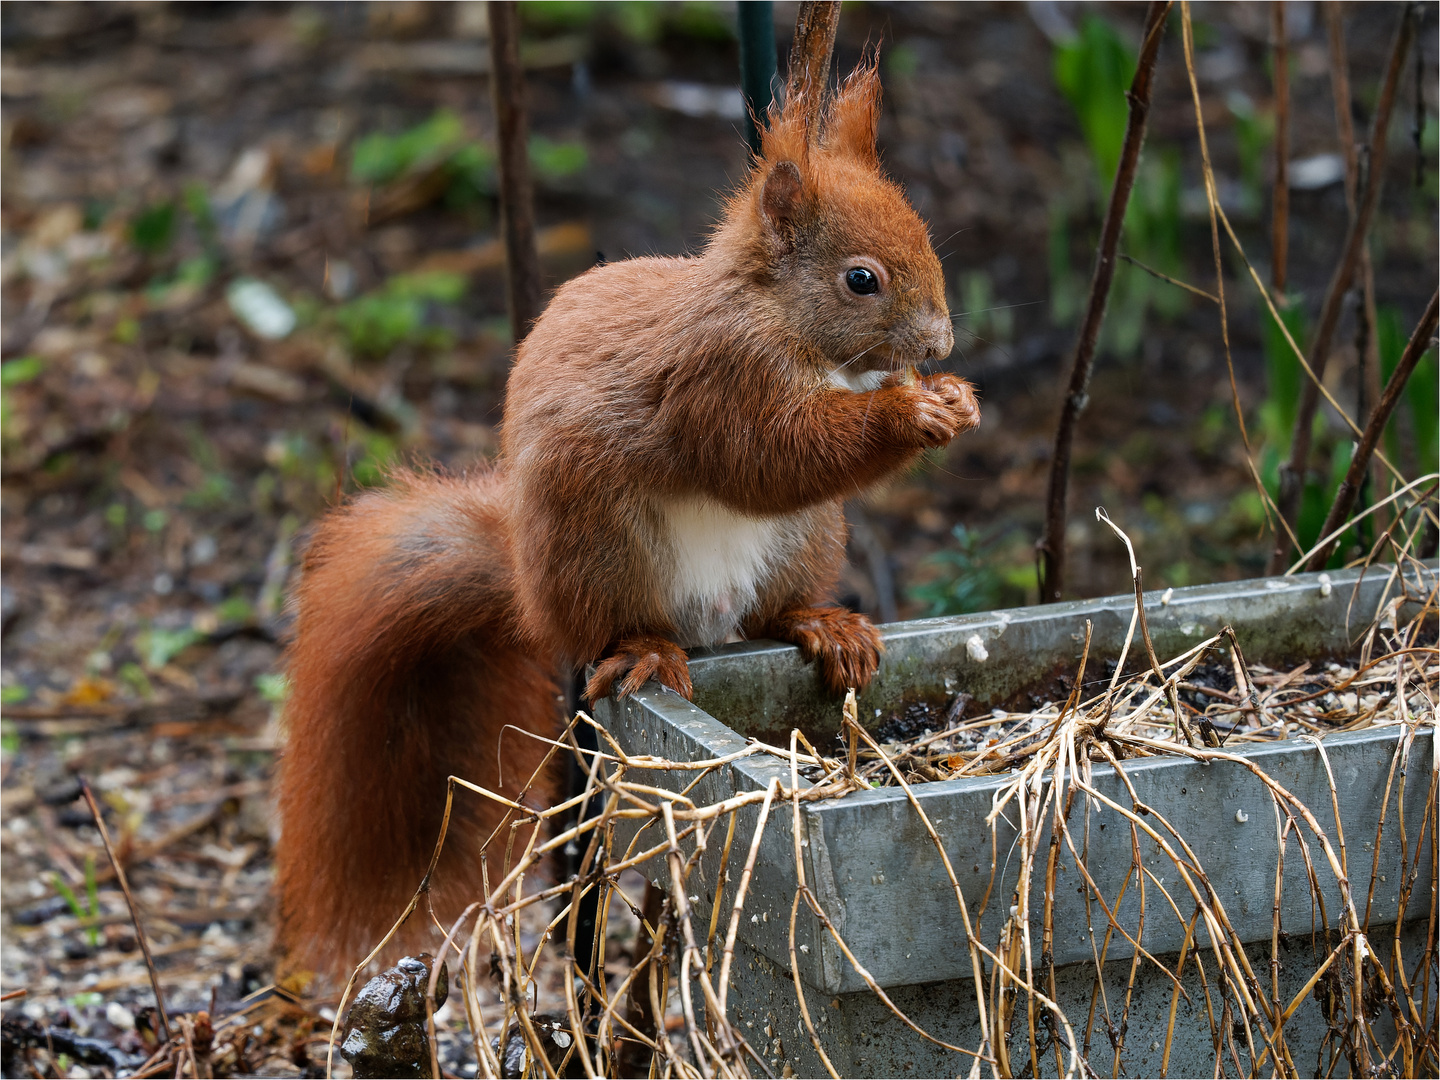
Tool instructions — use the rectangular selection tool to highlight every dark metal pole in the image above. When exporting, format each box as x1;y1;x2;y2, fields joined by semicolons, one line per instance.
737;2;776;156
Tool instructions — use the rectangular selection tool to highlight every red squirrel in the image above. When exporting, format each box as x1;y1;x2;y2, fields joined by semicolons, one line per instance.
275;61;980;979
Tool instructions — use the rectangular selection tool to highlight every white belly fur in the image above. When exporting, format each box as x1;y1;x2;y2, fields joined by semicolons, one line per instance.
827;367;889;392
659;496;800;647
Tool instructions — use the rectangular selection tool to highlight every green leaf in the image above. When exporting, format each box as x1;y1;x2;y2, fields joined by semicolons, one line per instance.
0;685;29;705
130;201;178;255
1053;15;1136;188
1377;305;1438;473
216;596;255;624
138;627;203;669
118;663;154;699
0;356;44;387
386;271;468;303
51;873;86;921
113;316;140;345
1260;300;1308;450
907;525;1030;616
351;110;467;185
334;272;467;357
183;182;219;247
350;430;400;488
529;135;587;181
255;672;290;704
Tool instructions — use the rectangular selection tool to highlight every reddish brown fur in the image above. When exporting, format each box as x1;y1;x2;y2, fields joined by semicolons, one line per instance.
276;469;558;976
275;61;978;981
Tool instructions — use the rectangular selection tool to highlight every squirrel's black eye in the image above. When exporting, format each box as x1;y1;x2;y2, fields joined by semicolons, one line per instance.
845;266;880;295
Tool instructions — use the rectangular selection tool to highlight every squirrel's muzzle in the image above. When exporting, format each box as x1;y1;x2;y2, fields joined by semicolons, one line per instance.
919;311;955;362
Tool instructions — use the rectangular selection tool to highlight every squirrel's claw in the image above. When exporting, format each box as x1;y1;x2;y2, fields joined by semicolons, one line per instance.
764;606;884;696
586;635;694;702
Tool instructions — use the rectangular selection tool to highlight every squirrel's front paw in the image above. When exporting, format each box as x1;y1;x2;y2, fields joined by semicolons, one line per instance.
585;635;693;701
764;607;883;696
893;374;981;448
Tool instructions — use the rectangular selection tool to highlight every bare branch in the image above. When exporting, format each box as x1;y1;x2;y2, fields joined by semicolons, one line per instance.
1305;291;1439;571
1269;3;1423;573
488;1;543;341
1270;1;1290;296
786;1;841;142
1037;1;1172;603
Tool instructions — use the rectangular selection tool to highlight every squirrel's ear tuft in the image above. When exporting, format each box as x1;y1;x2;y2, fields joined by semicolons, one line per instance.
761;160;805;235
824;58;882;166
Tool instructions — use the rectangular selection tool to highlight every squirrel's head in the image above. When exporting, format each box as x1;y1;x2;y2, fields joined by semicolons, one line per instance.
716;58;953;379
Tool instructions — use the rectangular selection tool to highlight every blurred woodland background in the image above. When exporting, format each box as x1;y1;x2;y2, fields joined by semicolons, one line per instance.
0;0;1435;1072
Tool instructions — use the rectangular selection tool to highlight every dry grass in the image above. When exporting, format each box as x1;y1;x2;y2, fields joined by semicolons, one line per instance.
314;516;1435;1079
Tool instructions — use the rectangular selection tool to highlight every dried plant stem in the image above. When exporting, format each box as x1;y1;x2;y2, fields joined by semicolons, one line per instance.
786;1;841;141
1270;0;1290;296
1178;1;1280;557
488;0;543;341
1210;197;1406;487
1288;474;1438;575
1095;508;1194;744
1328;5;1359;204
1327;3;1385;530
80;779;170;1043
785;734;843;1080
1115;253;1218;303
307;592;1432;1080
713;779;778;1022
1269;3;1422;573
1039;1;1171;602
1305;291;1439;571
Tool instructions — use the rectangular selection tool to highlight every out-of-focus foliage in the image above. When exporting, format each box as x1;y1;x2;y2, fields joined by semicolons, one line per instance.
1054;16;1135;187
334;271;468;357
351;110;586;207
1259;301;1308;450
1050;14;1190;356
331;269;466;357
521;1;733;44
1378;304;1439;476
129;200;178;255
958;271;1014;347
352;109;497;208
1227;89;1274;217
351;110;484;186
909;525;1033;615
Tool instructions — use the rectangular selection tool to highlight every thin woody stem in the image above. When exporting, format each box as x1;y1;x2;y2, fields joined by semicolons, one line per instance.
1038;0;1171;603
1270;1;1290;296
80;779;171;1043
1328;5;1384;548
488;0;543;342
1305;291;1438;572
1269;3;1422;574
786;1;841;142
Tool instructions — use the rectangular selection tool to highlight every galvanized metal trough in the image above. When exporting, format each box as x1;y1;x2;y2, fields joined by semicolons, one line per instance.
593;564;1436;1078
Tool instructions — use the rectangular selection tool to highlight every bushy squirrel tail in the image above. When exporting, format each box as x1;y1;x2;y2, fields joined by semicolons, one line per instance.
274;467;560;982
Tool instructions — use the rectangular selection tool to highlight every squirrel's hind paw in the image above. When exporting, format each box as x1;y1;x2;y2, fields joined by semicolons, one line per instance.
585;635;694;701
764;607;884;696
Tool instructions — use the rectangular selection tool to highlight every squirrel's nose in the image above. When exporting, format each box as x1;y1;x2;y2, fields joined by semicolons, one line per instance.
921;311;955;361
